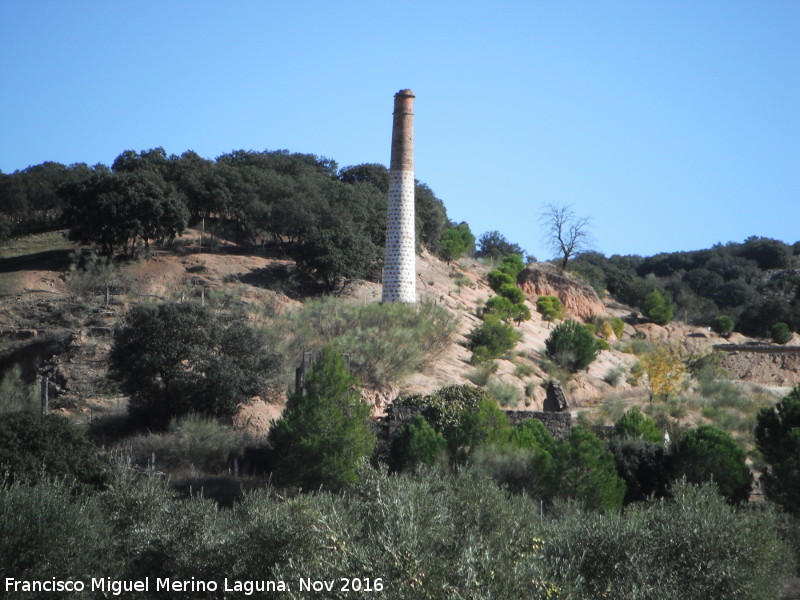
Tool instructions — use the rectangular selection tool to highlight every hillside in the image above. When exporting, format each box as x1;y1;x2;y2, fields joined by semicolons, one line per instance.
2;228;797;439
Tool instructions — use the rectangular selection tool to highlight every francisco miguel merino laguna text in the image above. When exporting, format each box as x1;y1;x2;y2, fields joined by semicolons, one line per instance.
6;576;384;595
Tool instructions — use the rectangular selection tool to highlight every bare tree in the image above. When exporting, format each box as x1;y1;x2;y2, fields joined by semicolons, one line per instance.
540;203;592;270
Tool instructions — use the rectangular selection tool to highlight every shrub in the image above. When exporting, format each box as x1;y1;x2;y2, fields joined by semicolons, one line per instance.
467;315;521;360
603;366;624;386
536;295;565;321
542;481;792;599
671;425;751;504
771;322;792;344
755;385;800;515
544;318;599;372
499;283;525;304
0;478;113;586
123;413;245;473
486;269;515;292
511;301;531;324
609;316;625;339
613;406;662;443
0;411;106;489
440;222;475;262
281;298;458;386
548;426;626;510
483;295;514;321
642;290;673;325
711;315;735;337
608;438;672;505
110;302;280;427
449;397;512;453
498;253;526;278
395;384;487;438
640;345;686;400
0;365;38;414
486;378;520;407
389;415;446;472
268;349;375;491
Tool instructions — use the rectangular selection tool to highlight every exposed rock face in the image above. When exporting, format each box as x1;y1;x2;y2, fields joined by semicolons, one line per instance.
716;345;800;386
517;264;605;321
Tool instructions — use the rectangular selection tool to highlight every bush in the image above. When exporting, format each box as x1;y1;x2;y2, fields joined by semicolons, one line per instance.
548;426;626;511
536;295;565;322
449;397;512;453
486;269;514;292
0;365;38;414
110;302;280;427
467;315;521;360
483;295;514;321
755;385;800;515
672;425;751;504
498;253;526;278
544;318;599;372
609;316;625;339
613;406;662;443
542;481;792;599
771;322;792;344
711;315;735;337
395;384;487;438
642;290;674;325
608;438;672;505
486;378;520;407
389;415;446;472
268;349;375;491
499;283;525;304
281;298;458;386
0;411;106;489
440;222;474;262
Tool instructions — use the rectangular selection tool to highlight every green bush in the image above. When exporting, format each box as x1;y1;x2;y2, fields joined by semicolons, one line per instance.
608;438;672;505
0;478;113;590
672;425;751;504
544;318;599;372
389;415;446;472
110;302;280;427
499;283;525;304
449;397;512;453
486;269;514;292
483;295;514;321
642;290;674;325
771;322;792;344
486;378;521;407
467;315;521;360
536;295;565;321
609;316;625;339
281;297;458;386
0;365;38;414
498;253;526;278
711;315;735;337
548;426;626;511
542;481;791;599
440;222;475;262
0;411;106;489
268;349;375;491
395;384;487;438
123;413;245;473
613;406;662;443
756;385;800;515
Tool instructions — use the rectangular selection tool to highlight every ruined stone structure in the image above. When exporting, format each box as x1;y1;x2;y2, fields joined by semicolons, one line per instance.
381;89;416;303
543;380;569;412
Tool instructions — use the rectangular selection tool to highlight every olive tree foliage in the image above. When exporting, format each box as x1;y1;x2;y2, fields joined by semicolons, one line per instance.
755;385;800;515
539;202;592;270
268;348;375;491
109;302;280;427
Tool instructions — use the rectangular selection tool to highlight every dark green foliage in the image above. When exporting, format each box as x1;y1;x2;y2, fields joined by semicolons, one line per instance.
110;302;279;427
0;214;12;242
483;295;514;321
414;180;448;255
549;426;626;510
268;349;375;491
543;481;791;600
475;230;525;260
756;385;800;515
711;314;735;337
498;253;526;278
449;397;512;453
440;221;475;262
511;302;532;325
642;289;674;325
771;322;792;344
499;282;525;304
608;438;672;504
295;223;378;289
0;478;113;592
672;425;751;504
389;415;446;472
62;170;188;256
544;318;599;372
613;406;662;443
467;315;522;360
486;269;514;292
0;411;106;488
536;295;565;321
395;384;487;439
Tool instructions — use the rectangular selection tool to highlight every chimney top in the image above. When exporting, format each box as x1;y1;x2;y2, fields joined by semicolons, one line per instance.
395;89;415;98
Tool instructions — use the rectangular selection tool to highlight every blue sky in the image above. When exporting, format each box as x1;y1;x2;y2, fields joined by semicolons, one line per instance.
1;1;798;260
